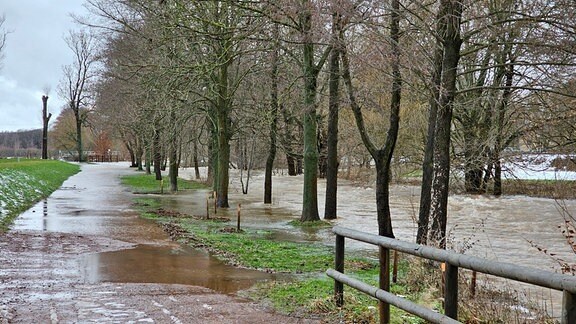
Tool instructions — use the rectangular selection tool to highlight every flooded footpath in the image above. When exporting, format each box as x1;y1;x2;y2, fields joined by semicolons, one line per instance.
1;163;313;323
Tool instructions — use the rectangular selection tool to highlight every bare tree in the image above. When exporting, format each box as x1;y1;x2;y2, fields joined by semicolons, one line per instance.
59;30;98;162
41;94;52;159
0;15;8;70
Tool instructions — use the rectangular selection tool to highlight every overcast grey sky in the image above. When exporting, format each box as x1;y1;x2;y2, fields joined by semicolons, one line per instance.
0;0;87;132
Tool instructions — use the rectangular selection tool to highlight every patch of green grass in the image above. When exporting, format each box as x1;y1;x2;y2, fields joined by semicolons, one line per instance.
176;219;333;273
0;159;80;231
121;173;207;193
248;258;425;323
287;219;332;228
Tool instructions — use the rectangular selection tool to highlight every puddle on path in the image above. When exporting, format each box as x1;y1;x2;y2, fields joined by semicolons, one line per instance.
82;244;279;294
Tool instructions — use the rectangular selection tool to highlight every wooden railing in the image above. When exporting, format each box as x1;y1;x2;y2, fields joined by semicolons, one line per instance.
327;226;576;324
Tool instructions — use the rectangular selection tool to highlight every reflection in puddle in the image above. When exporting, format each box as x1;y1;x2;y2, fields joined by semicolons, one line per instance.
82;244;280;294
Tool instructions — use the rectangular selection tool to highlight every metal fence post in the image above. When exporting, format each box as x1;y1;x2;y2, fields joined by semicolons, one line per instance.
563;290;576;324
445;263;458;320
335;234;345;307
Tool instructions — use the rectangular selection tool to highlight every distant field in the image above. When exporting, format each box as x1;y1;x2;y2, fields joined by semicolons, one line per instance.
0;159;80;231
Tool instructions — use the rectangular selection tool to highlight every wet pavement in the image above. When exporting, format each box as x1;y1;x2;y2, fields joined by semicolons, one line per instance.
1;163;314;323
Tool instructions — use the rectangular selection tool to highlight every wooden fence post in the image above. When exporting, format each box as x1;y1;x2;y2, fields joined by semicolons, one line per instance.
237;203;241;232
563;290;576;324
445;263;458;320
335;234;345;307
379;247;391;324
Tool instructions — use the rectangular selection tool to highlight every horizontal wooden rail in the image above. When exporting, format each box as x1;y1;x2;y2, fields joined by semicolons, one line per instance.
334;226;576;293
326;269;460;324
330;225;576;324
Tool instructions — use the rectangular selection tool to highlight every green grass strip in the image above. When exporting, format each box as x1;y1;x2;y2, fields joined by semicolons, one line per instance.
120;173;207;193
0;159;80;231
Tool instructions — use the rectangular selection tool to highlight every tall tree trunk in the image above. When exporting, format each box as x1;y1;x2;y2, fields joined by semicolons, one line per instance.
125;141;136;167
494;60;514;196
216;58;231;208
286;154;296;176
417;12;444;245
169;140;178;192
135;137;143;171
153;129;162;181
265;24;280;204
300;1;320;222
324;9;341;220
193;138;201;179
41;95;51;160
430;0;463;249
75;111;83;162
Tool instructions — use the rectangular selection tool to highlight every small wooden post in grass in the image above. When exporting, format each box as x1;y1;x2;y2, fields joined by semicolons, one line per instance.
206;195;210;219
379;247;391;324
392;250;399;283
237;203;241;232
213;191;217;214
160;179;164;194
470;270;477;297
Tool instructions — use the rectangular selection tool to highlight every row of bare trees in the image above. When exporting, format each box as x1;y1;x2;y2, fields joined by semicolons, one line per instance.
52;1;575;248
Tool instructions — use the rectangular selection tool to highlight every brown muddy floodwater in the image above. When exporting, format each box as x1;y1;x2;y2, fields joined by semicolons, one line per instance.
14;163;278;295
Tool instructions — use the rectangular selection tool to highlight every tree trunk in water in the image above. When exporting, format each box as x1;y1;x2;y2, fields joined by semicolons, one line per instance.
265;24;280;204
417;13;444;246
324;9;341;220
287;154;296;176
494;60;514;196
430;0;463;249
216;58;231;208
169;143;178;192
494;155;502;196
300;2;321;222
193;139;201;180
153;130;162;181
41;95;51;160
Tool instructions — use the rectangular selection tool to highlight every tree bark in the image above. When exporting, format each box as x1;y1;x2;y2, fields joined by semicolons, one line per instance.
41;95;51;160
193;138;201;179
264;24;280;204
299;0;323;222
169;139;178;192
153;129;162;181
417;9;444;245
324;9;342;220
216;58;231;208
430;0;463;249
75;110;83;162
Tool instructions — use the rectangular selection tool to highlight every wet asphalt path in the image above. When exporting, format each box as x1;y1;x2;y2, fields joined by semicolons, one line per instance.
1;163;314;323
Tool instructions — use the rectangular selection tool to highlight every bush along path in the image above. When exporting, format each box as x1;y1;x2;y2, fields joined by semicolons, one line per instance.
0;159;80;231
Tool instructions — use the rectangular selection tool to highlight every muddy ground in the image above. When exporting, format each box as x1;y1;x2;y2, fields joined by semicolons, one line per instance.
0;230;317;323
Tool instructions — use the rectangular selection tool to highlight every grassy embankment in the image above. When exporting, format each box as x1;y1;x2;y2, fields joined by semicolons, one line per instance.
121;173;435;323
0;159;80;231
